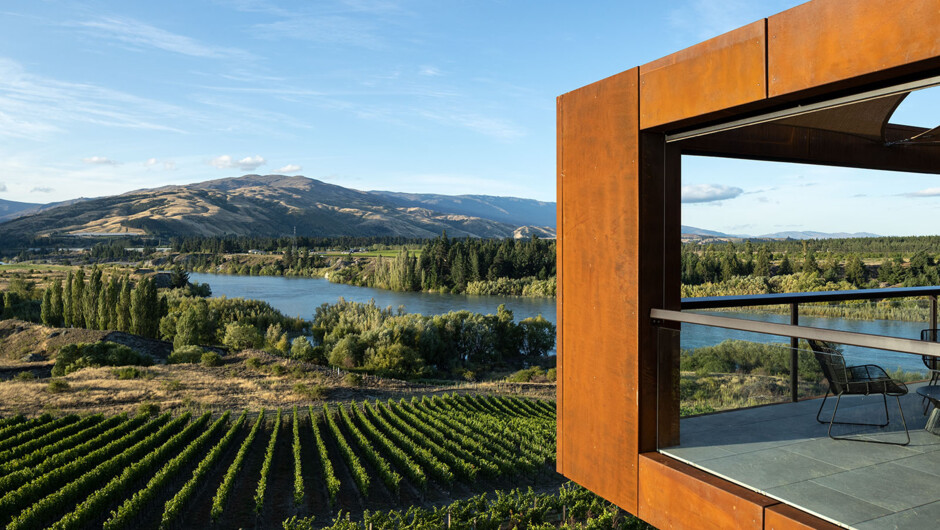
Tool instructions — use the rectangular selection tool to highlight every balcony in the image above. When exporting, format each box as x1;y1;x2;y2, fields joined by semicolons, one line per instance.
653;287;940;529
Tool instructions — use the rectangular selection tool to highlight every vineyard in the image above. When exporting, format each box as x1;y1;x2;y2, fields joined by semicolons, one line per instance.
0;394;566;529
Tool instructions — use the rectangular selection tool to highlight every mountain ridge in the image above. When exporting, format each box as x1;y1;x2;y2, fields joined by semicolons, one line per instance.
0;175;555;241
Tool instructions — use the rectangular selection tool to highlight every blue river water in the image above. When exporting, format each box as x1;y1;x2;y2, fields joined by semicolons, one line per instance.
190;273;929;373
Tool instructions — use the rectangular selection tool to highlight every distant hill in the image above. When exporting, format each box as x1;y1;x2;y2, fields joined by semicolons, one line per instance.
681;225;734;238
0;199;42;222
0;175;555;240
370;191;556;228
755;230;881;240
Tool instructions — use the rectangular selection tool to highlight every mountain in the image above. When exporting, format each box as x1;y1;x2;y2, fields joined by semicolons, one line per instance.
0;198;92;223
0;175;555;240
755;231;881;240
681;225;734;238
0;199;42;222
369;191;556;228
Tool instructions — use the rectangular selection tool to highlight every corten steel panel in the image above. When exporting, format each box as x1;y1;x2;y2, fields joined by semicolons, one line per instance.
768;0;940;98
638;453;776;530
640;20;766;130
764;504;843;530
555;96;564;473
558;68;641;512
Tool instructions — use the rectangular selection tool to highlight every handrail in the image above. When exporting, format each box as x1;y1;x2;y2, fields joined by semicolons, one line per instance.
651;308;940;358
681;285;940;310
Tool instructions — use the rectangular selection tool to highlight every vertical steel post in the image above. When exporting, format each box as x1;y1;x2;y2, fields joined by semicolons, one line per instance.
790;302;799;402
931;295;937;341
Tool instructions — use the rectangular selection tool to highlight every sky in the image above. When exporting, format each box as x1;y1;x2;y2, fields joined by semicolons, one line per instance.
0;0;938;236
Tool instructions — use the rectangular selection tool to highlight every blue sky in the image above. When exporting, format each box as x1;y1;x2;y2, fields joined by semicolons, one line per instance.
0;0;938;235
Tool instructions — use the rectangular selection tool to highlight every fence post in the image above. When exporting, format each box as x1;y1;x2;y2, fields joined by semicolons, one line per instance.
790;303;799;402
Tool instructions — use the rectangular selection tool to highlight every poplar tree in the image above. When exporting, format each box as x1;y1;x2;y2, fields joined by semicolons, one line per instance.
41;287;54;326
72;268;85;328
84;266;102;330
63;271;73;327
117;275;132;332
51;279;64;326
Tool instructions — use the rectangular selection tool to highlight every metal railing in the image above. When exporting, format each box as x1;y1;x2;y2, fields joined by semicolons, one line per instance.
652;286;940;402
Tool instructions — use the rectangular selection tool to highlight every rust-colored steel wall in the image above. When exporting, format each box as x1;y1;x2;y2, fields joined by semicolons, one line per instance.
557;68;641;512
768;0;940;98
637;453;775;530
640;20;766;130
764;504;843;530
555;96;564;473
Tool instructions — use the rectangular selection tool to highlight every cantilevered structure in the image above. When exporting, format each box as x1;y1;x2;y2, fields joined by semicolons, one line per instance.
556;0;940;528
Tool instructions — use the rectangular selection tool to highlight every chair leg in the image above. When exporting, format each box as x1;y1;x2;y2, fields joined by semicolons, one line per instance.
815;390;831;424
825;393;910;446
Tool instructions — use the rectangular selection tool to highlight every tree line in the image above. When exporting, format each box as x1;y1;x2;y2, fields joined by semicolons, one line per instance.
39;267;165;338
682;241;940;288
333;233;556;294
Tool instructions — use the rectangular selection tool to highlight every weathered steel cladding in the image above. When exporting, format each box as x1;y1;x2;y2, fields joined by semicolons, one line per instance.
558;0;940;527
768;0;940;98
640;20;767;130
638;453;773;530
557;68;641;512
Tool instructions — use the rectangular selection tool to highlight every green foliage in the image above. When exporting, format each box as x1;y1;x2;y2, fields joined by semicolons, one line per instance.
111;367;149;380
137;402;161;416
53;342;153;376
46;379;70;394
168;345;204;364
680;339;823;381
201;352;223;367
245;356;264;369
313;299;555;378
13;371;35;382
507;366;552;383
343;373;363;387
222;321;262;351
290;336;318;362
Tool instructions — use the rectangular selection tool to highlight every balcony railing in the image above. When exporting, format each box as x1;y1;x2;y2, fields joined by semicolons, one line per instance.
650;286;940;529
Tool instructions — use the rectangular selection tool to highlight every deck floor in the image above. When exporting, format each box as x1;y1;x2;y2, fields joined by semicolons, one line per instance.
661;383;940;529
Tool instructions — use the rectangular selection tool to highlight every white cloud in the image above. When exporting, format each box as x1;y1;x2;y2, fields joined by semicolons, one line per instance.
0;182;6;192
144;157;158;166
419;65;442;77
253;16;384;49
681;184;743;203
210;154;266;171
74;17;252;60
82;156;116;165
30;186;52;193
277;164;302;173
905;187;940;197
164;161;177;171
0;57;191;140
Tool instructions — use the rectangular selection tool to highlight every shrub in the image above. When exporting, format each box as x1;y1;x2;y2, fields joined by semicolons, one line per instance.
14;371;35;381
112;367;148;380
47;379;70;393
201;352;224;367
507;366;548;383
169;345;204;364
269;364;287;376
546;367;557;382
245;357;264;370
222;322;263;351
343;373;363;387
293;382;327;400
138;402;160;416
53;341;153;376
290;336;316;361
163;379;183;391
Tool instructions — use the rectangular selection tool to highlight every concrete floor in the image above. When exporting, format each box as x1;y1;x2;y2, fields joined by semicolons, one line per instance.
661;384;940;529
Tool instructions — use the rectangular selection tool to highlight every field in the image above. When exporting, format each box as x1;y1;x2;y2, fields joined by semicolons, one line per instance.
0;394;570;529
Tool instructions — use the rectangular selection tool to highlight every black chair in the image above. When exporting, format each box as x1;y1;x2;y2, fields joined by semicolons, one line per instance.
808;339;910;445
919;329;940;387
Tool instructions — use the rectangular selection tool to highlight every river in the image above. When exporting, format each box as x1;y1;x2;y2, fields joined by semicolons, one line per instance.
190;273;930;373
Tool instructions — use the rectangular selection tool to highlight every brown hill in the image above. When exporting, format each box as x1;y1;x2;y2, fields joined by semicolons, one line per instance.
0;175;542;239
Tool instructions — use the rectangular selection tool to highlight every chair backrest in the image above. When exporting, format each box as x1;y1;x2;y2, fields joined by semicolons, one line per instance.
807;339;849;393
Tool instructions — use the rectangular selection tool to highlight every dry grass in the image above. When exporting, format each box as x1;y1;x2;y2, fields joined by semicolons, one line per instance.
0;349;557;417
